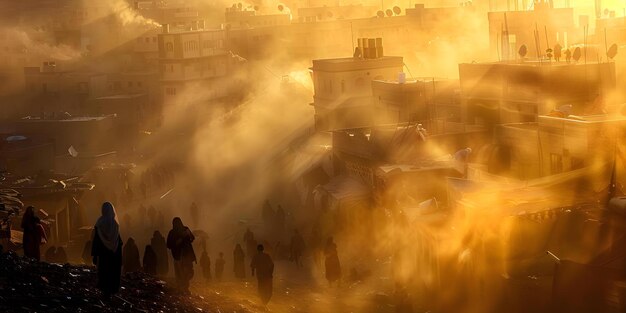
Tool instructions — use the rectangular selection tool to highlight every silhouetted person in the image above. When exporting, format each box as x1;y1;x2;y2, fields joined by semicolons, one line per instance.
262;200;274;227
91;202;123;298
199;249;211;281
251;244;274;307
233;244;246;279
215;252;225;281
147;206;156;228
243;228;254;245
394;285;414;313
140;181;147;199
274;206;286;238
167;217;196;293
244;229;257;262
156;211;165;231
143;245;157;276
123;237;141;273
151;231;169;276
45;246;56;262
55;246;68;264
290;229;305;267
324;237;341;286
22;206;46;261
190;202;199;226
121;213;132;232
82;240;92;264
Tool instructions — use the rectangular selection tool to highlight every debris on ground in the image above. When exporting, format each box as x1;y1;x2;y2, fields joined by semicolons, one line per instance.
0;251;252;313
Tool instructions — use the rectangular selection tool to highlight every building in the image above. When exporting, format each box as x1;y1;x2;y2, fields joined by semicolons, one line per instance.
225;6;291;28
23;63;109;116
311;38;404;131
371;78;462;134
488;1;579;60
0;172;95;244
158;21;246;108
488;114;625;179
297;4;377;22
225;4;484;64
458;60;616;128
6;115;116;157
0;135;55;176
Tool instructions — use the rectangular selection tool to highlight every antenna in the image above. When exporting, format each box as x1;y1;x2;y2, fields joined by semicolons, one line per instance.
533;23;541;61
604;28;609;62
583;24;589;65
350;22;355;53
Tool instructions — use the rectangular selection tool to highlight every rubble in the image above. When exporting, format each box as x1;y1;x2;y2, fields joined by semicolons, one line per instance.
0;251;251;313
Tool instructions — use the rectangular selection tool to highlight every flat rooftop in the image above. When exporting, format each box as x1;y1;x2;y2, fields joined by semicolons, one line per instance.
96;94;146;100
17;116;112;122
312;56;403;72
539;114;626;124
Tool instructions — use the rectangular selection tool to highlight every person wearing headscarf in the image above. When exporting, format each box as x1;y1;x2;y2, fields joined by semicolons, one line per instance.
251;244;274;307
166;217;196;293
91;202;123;298
151;231;169;276
55;246;68;264
143;245;157;276
45;246;56;262
82;240;93;265
123;237;141;273
233;244;246;279
21;206;46;261
215;252;225;281
324;237;341;287
199;249;211;281
290;229;305;268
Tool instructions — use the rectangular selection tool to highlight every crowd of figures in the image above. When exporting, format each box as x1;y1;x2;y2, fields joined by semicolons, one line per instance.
19;199;345;309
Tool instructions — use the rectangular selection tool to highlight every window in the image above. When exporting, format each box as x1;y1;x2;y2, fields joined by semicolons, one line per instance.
152;37;157;43
145;37;150;43
137;82;142;87
128;82;133;87
166;42;173;52
184;41;198;51
165;87;177;95
550;154;563;174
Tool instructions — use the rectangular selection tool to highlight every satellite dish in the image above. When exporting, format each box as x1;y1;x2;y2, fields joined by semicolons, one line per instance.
327;11;333;18
377;10;384;18
253;5;259;11
237;3;243;9
573;47;582;62
385;9;393;17
278;4;284;11
393;6;401;15
608;43;618;60
518;44;527;58
554;44;562;61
